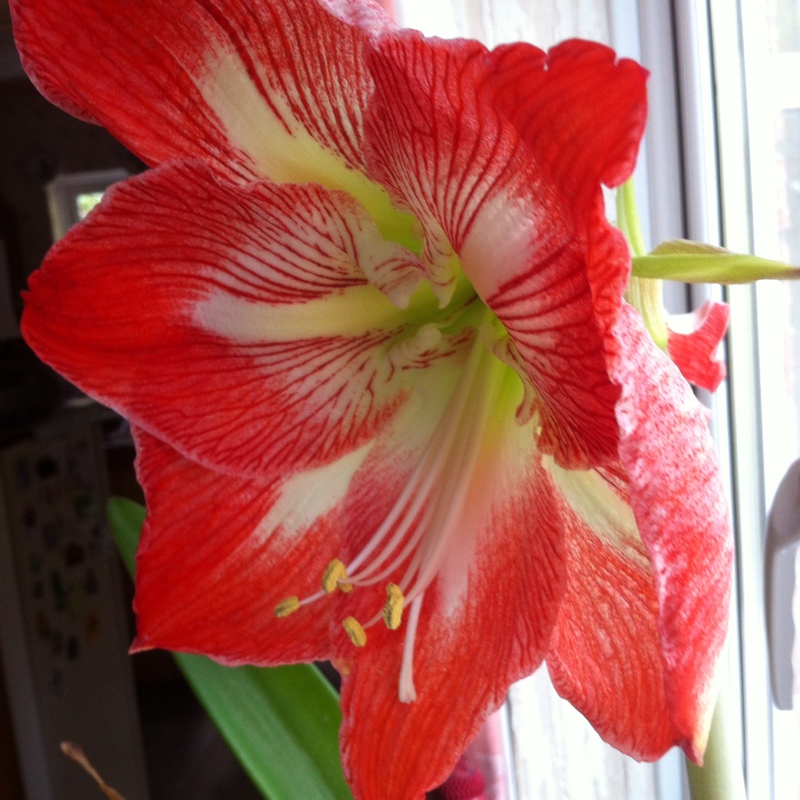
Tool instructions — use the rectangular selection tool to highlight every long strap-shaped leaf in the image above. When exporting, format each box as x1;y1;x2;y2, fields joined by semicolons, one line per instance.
108;496;353;800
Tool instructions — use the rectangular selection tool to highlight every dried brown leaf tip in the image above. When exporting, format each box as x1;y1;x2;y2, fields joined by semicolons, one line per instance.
60;742;127;800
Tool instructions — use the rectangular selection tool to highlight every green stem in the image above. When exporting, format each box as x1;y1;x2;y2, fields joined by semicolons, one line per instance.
615;179;669;349
685;678;747;800
616;178;647;258
624;276;669;350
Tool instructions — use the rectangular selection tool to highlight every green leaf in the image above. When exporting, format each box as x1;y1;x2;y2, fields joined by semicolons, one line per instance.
107;497;146;573
632;239;800;284
107;496;353;800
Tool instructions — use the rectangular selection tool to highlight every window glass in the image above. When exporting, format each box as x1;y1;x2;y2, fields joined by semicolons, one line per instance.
739;0;800;796
75;191;105;221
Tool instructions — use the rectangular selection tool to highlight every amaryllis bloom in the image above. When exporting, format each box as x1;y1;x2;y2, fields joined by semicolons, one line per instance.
12;0;732;797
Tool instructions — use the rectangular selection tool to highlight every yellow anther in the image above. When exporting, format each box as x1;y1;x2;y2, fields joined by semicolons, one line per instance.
382;583;405;630
274;596;301;618
322;558;353;593
342;616;367;647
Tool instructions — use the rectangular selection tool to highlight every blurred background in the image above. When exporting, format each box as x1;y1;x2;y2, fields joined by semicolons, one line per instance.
0;5;264;798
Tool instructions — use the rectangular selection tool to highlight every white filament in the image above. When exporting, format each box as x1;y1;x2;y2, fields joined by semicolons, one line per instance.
346;332;490;582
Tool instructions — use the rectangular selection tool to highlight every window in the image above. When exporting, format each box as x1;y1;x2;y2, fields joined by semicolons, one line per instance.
45;169;128;241
715;1;800;798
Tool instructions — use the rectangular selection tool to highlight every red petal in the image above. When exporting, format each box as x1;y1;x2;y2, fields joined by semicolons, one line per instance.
546;305;731;762
335;390;565;799
11;0;391;182
364;35;646;468
667;300;730;392
486;40;649;207
22;161;438;477
612;304;732;760
546;465;682;760
132;428;346;663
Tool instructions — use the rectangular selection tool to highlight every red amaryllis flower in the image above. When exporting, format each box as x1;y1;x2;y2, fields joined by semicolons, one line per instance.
12;0;732;797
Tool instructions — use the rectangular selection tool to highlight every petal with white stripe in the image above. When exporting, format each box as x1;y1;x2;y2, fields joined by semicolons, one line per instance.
332;359;565;799
132;427;365;663
22;161;460;477
547;306;732;761
10;0;413;238
365;35;648;468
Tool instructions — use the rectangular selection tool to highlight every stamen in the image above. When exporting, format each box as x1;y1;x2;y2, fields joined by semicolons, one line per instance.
274;311;505;710
322;559;353;593
382;583;405;630
347;496;432;587
274;596;301;617
342;616;367;647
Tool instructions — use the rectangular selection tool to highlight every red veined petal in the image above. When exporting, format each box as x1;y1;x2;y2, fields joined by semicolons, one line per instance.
132;427;349;663
364;34;646;469
331;365;565;799
666;300;730;392
482;39;648;417
486;39;648;209
545;463;681;760
483;208;632;468
545;303;731;762
365;32;521;303
10;0;391;189
21;161;451;477
612;304;732;761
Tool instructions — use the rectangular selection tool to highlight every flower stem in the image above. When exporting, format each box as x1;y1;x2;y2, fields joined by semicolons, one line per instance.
615;180;669;349
685;678;747;800
616;178;647;258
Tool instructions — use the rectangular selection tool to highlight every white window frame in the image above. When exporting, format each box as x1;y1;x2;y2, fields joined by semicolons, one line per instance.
642;2;798;798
